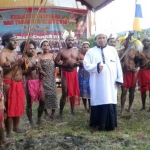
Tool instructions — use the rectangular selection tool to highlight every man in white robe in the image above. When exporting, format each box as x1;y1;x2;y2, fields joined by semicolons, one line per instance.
83;32;123;131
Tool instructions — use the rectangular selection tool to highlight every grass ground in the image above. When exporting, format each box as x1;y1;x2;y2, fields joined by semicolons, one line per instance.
1;89;150;150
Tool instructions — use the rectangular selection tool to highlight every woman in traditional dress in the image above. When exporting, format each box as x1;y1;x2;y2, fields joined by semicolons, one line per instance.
78;41;91;113
39;39;58;120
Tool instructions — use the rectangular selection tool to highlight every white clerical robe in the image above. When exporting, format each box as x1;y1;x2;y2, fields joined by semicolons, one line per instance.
83;45;123;106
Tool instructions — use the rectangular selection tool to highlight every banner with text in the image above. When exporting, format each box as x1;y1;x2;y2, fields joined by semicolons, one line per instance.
0;7;87;39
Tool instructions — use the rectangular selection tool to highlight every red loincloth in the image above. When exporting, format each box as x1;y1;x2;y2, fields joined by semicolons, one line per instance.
26;79;42;104
0;111;2;120
3;79;25;117
123;72;136;88
138;69;150;92
62;70;80;109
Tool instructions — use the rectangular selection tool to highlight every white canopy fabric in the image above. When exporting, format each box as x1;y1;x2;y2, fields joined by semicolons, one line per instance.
0;0;113;11
76;0;114;11
0;0;86;10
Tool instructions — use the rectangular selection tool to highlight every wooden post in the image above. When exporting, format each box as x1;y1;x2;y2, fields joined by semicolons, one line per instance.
87;10;91;38
94;10;96;32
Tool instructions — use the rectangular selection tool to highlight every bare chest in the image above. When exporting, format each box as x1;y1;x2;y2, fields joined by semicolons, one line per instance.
61;50;78;60
142;50;150;60
27;59;36;67
6;53;18;63
124;50;136;61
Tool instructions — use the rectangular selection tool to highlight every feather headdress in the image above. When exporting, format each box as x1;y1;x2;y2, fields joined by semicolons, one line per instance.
116;36;143;53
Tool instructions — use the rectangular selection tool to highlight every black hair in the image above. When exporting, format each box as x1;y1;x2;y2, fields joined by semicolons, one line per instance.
37;52;42;55
40;40;49;48
142;38;150;44
20;40;36;54
76;15;86;23
2;38;10;46
65;36;74;42
1;32;14;46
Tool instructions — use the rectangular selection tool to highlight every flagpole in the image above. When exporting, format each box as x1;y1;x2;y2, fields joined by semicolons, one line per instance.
133;0;142;39
134;0;137;39
135;0;137;39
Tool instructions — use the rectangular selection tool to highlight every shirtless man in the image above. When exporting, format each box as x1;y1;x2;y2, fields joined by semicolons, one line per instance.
138;37;150;111
118;35;140;116
55;36;81;118
20;40;46;128
0;32;25;138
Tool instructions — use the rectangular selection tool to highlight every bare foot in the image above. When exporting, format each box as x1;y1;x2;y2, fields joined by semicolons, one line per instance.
71;110;75;116
83;108;90;114
83;109;87;114
6;134;12;139
127;108;133;113
127;108;137;114
49;115;54;121
90;127;99;133
45;115;51;121
140;107;146;111
0;139;10;147
118;111;124;116
36;119;42;126
120;114;132;119
58;114;63;120
28;124;34;130
115;127;120;131
87;109;90;114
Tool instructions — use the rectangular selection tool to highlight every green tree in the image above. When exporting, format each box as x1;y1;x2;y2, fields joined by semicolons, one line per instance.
87;37;96;48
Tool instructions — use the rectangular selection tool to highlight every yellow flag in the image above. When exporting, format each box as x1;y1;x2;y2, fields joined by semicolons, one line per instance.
133;0;143;31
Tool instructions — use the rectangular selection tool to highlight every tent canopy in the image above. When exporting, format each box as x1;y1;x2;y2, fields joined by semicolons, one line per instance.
76;0;114;11
0;0;114;11
0;0;54;7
